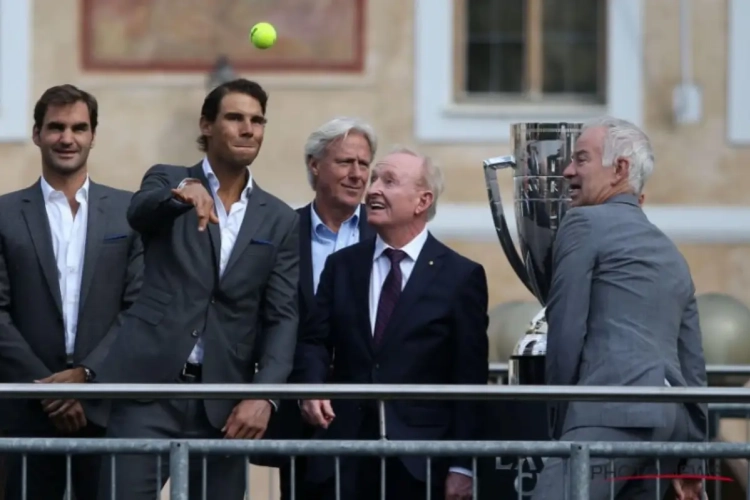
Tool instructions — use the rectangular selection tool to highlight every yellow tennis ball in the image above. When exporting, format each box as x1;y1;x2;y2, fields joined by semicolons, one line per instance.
250;22;277;49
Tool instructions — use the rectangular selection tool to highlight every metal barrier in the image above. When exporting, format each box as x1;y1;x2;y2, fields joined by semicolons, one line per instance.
2;384;750;500
488;362;750;379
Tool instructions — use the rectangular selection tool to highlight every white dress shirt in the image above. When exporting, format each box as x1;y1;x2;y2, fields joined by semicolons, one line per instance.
368;227;471;478
41;176;89;357
186;158;253;365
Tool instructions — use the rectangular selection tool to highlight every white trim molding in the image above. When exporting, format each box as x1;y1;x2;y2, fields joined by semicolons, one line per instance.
413;0;644;143
727;0;750;145
424;204;750;245
0;0;30;142
290;202;750;245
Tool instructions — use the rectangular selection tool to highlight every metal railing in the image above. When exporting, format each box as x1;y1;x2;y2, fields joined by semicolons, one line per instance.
2;384;750;499
489;362;750;379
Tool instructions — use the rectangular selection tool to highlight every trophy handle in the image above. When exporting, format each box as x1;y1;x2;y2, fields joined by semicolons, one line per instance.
482;155;535;296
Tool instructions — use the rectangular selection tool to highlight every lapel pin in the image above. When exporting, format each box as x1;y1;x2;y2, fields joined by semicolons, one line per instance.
429;260;434;266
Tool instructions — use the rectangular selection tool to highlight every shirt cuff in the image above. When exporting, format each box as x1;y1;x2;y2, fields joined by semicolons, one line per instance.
449;467;473;477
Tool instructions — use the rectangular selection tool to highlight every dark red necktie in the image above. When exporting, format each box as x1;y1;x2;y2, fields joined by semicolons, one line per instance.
373;248;407;346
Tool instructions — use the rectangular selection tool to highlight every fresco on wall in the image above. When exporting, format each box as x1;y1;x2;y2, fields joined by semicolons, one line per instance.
81;0;366;72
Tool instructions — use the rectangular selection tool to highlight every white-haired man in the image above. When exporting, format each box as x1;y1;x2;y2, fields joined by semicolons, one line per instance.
256;117;377;499
533;117;707;500
295;147;489;500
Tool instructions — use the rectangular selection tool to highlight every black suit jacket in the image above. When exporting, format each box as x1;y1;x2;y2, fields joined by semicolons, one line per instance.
296;232;489;482
94;163;300;429
0;180;143;430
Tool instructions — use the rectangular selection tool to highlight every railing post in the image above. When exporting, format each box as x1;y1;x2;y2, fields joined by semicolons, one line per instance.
170;441;189;500
569;444;590;500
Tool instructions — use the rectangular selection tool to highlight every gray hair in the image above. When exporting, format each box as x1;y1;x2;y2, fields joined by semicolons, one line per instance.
581;116;655;195
304;117;378;188
385;145;444;221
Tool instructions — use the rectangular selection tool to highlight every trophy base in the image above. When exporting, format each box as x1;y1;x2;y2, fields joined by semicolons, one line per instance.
508;355;546;385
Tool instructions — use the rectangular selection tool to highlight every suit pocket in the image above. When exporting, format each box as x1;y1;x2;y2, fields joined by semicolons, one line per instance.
127;287;174;325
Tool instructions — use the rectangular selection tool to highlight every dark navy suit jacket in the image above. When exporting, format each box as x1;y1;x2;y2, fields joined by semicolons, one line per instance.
295;232;490;483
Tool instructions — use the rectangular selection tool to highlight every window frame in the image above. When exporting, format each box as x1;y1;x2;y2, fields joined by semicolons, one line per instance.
414;0;644;143
0;0;31;142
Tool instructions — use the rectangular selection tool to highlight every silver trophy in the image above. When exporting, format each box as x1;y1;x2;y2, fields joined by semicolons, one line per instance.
483;123;583;385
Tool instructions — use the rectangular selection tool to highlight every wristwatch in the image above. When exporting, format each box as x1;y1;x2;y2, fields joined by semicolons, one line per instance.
82;367;94;383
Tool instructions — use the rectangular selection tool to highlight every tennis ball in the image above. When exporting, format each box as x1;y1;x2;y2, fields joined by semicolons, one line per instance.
250;22;277;50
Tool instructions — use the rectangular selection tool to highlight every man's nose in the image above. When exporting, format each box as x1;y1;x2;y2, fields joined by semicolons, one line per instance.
562;161;575;178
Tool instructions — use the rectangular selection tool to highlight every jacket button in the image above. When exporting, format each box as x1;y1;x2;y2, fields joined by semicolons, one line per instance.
191;330;199;338
210;297;215;304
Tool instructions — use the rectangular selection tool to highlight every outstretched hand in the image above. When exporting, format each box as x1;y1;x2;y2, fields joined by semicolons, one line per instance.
171;182;219;231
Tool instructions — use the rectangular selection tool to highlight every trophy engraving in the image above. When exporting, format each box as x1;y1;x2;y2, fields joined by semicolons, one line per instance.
483;123;583;385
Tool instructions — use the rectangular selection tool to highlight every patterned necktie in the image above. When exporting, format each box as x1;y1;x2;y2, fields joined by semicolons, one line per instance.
373;248;407;346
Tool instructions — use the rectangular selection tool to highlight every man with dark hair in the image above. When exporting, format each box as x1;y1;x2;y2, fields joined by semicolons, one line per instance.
0;84;143;500
96;78;300;500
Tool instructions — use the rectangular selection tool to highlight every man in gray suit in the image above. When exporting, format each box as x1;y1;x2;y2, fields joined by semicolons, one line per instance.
532;117;707;500
95;79;300;500
0;85;143;500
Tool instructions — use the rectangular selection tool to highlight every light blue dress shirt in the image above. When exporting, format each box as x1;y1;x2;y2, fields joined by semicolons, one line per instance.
310;204;361;293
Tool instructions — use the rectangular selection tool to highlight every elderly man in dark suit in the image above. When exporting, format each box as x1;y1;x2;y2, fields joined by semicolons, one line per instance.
533;117;707;500
0;85;143;500
256;117;377;499
296;147;489;500
95;79;300;500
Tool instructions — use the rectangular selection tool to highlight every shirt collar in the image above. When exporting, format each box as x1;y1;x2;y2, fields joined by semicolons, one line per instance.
310;203;360;233
373;226;429;263
40;175;90;203
202;157;253;199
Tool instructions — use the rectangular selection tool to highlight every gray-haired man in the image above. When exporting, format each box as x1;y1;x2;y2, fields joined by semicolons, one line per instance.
532;117;707;500
256;117;377;499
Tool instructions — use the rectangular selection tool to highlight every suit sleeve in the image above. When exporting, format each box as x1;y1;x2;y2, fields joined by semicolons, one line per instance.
253;213;300;395
678;289;709;472
81;231;145;377
545;210;595;386
450;263;490;470
127;165;194;234
294;254;335;385
0;231;51;381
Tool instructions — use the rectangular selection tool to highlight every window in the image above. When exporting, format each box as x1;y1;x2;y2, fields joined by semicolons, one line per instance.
728;0;750;145
414;0;643;143
459;0;605;104
0;0;31;142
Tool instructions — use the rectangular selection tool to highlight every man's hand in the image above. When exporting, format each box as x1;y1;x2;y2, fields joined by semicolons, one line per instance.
222;400;272;439
445;472;472;500
36;368;86;417
300;400;335;429
49;401;87;434
171;182;218;231
673;478;705;500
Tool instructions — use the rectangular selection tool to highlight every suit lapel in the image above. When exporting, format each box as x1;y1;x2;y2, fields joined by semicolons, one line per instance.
352;237;376;354
221;186;267;279
191;164;222;273
297;204;315;308
377;234;446;353
78;182;107;314
21;182;63;315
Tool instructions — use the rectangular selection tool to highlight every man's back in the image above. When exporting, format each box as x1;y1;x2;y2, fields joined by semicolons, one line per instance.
547;194;707;436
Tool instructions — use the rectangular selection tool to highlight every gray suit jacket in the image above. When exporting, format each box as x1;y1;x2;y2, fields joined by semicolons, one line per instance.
0;180;144;430
546;194;707;442
95;163;300;429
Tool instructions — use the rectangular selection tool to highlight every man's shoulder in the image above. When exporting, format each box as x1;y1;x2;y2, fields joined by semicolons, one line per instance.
0;187;30;207
93;182;133;201
143;163;194;180
431;235;483;275
256;187;298;222
329;236;375;265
